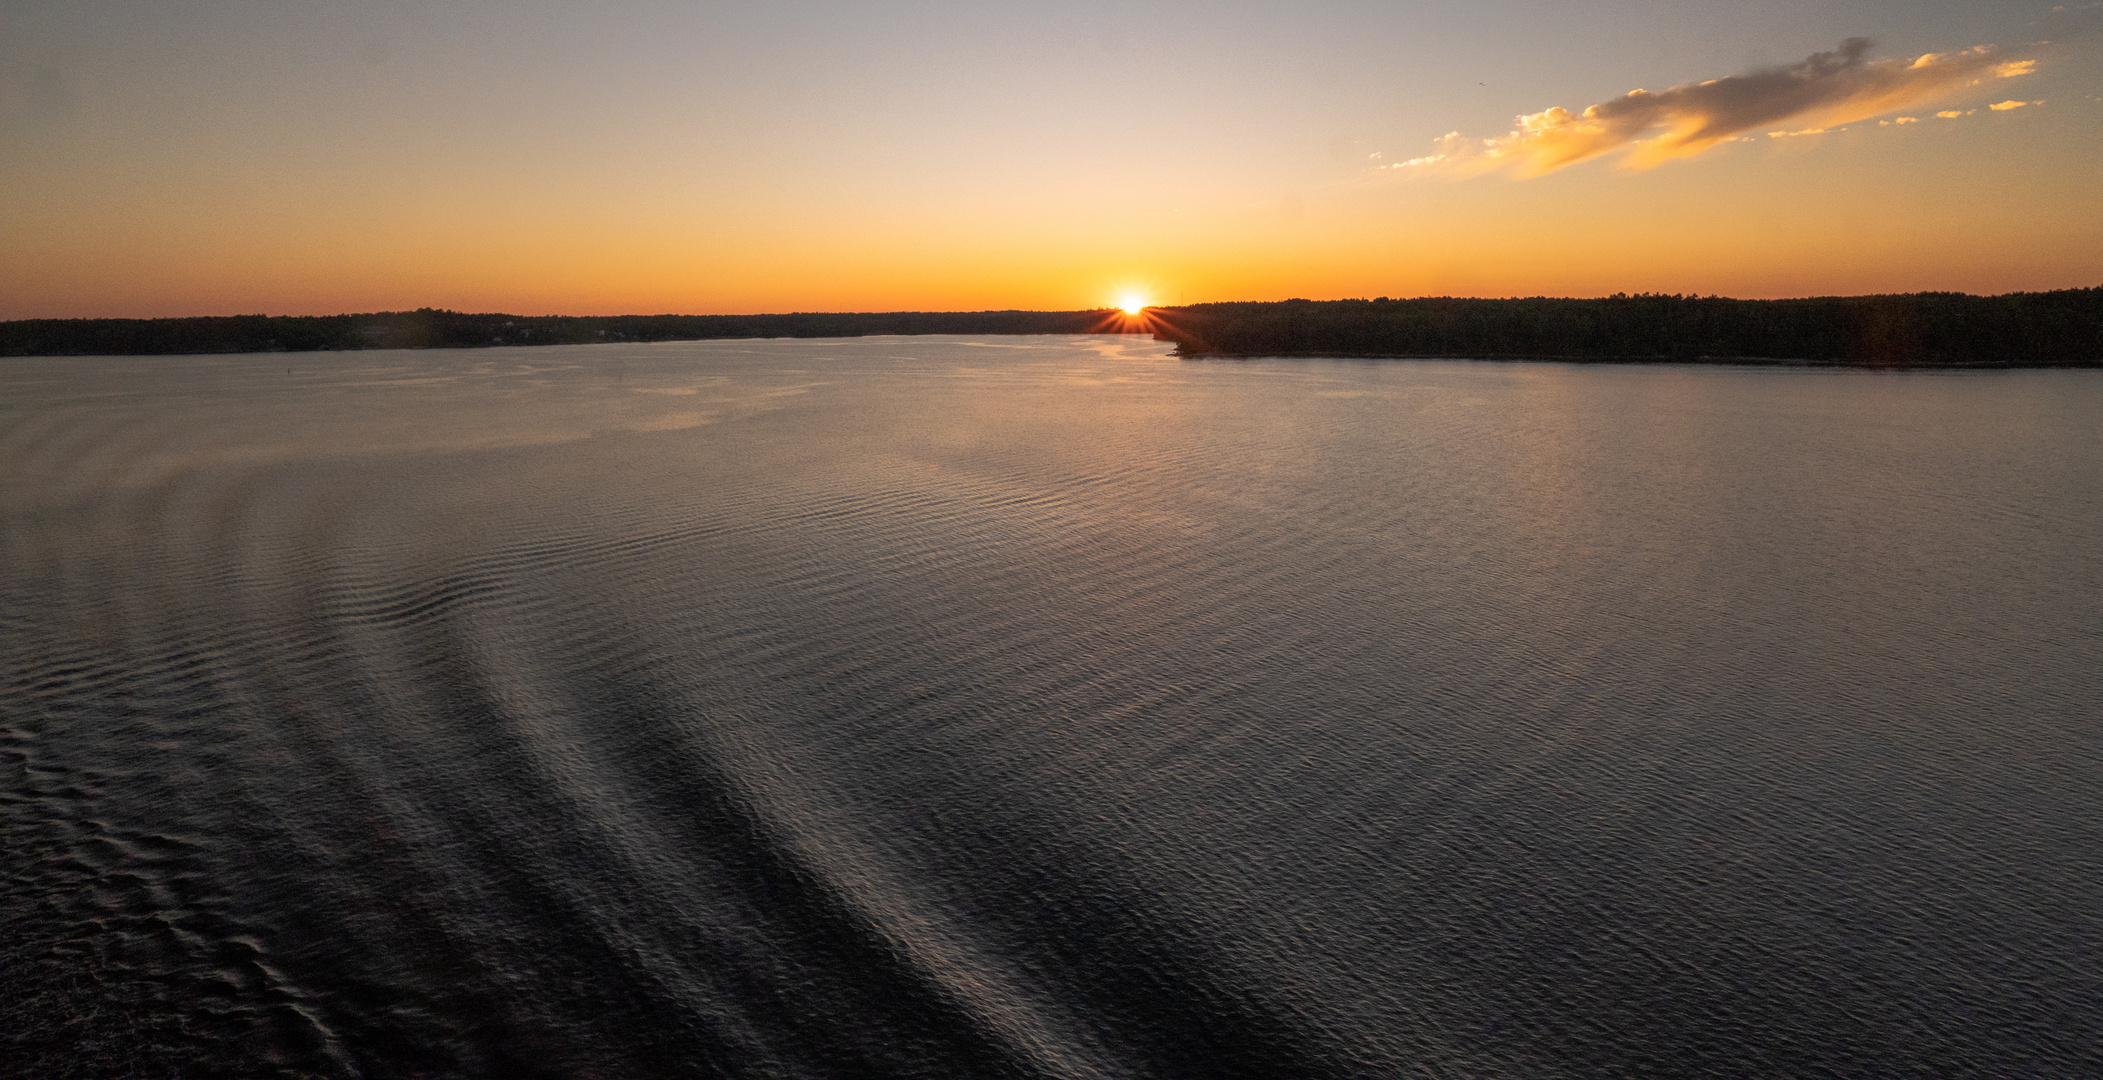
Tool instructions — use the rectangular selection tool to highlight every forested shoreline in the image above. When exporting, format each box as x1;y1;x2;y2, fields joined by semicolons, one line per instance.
0;308;1117;357
5;288;2100;366
1149;289;2103;367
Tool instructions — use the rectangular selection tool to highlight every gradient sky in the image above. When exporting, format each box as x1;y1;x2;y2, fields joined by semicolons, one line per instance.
3;0;2099;318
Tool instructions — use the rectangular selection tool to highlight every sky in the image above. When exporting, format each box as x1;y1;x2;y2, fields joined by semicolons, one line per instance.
3;0;2099;318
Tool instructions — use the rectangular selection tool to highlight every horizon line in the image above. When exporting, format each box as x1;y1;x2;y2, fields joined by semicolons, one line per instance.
9;284;2102;324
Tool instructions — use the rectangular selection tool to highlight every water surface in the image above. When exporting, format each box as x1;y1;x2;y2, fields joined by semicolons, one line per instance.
4;337;2099;1077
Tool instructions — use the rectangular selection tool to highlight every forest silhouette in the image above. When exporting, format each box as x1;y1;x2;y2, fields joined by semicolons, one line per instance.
5;289;2098;367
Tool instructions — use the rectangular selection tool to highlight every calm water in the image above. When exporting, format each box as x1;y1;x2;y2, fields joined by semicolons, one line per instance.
3;336;2099;1078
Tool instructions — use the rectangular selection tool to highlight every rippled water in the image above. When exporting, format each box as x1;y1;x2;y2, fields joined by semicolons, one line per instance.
4;336;2100;1077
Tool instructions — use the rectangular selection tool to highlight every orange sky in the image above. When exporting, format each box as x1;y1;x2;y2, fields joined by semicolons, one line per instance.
3;1;2099;318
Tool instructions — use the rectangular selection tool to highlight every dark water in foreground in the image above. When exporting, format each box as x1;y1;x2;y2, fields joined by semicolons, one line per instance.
3;336;2100;1078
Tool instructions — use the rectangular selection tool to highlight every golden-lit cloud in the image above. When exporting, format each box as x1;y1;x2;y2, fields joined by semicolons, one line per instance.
1989;99;2035;110
1385;38;2037;177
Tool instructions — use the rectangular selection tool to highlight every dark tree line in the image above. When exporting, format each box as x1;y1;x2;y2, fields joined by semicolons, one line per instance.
1144;289;2103;367
6;290;2100;366
0;308;1120;357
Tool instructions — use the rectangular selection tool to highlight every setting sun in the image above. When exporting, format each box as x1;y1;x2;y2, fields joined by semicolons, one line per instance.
1119;295;1148;315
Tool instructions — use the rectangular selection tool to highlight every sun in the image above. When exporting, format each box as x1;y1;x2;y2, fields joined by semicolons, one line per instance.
1118;294;1148;315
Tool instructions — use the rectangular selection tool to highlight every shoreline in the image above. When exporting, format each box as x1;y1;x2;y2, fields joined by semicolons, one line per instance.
1172;351;2103;369
6;287;2100;368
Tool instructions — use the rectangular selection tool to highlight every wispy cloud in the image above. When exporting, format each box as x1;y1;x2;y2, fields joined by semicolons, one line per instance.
1383;38;2036;177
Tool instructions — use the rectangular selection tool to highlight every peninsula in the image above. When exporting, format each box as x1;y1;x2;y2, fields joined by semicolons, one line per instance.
1150;289;2103;368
